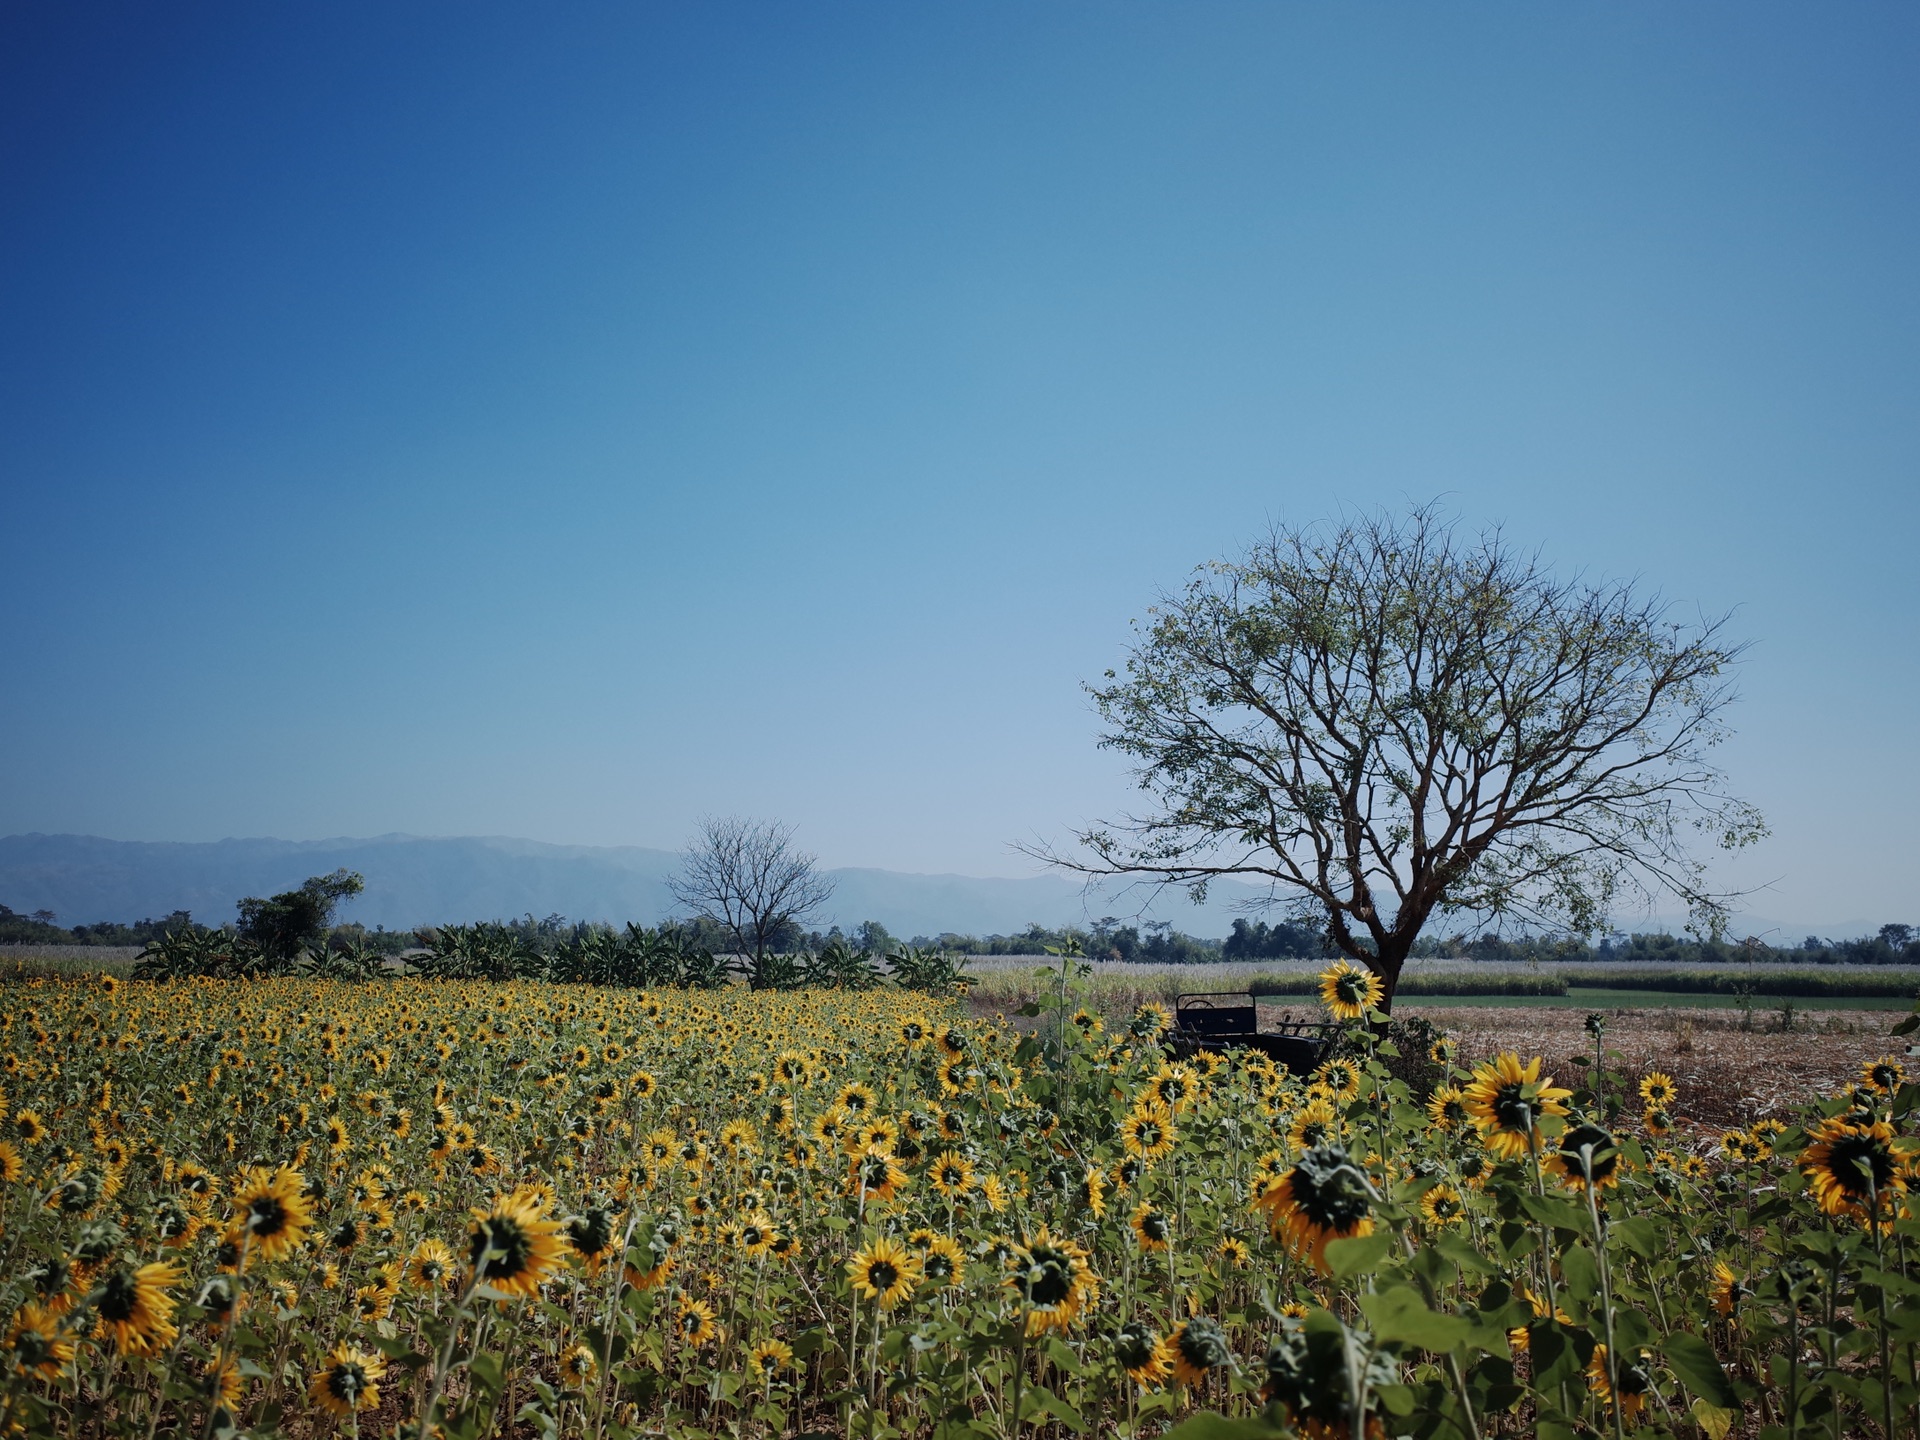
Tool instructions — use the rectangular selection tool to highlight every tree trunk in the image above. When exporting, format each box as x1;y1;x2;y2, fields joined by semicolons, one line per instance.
1370;935;1414;1015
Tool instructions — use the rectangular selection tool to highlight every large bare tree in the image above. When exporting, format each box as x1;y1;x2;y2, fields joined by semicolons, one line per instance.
1030;507;1766;1008
667;817;835;988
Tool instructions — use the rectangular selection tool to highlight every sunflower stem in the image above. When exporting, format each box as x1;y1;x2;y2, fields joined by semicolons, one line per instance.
1582;1159;1624;1440
1867;1174;1895;1440
198;1229;251;1440
417;1255;491;1435
589;1213;639;1440
1008;1312;1027;1439
1785;1293;1801;1440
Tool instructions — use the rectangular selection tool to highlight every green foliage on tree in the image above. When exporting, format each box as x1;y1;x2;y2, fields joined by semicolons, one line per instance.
1035;506;1767;1006
235;869;365;964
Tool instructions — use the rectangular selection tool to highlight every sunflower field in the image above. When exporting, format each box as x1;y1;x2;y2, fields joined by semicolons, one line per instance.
0;962;1915;1440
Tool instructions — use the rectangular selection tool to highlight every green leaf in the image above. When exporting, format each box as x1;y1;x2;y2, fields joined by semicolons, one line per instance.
1529;1321;1592;1392
468;1351;505;1397
1433;1231;1496;1276
1518;1193;1589;1232
1359;1286;1506;1356
1663;1331;1738;1409
1034;1387;1087;1433
1374;1382;1416;1415
1044;1337;1083;1375
1692;1399;1738;1440
1610;1216;1661;1259
1558;1243;1600;1306
1325;1229;1395;1278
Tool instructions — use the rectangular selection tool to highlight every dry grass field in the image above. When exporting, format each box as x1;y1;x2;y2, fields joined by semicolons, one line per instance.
1410;1001;1901;1131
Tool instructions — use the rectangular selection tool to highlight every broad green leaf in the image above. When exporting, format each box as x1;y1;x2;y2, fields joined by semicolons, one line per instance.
1610;1216;1661;1259
1558;1243;1600;1305
1663;1331;1738;1409
1359;1285;1506;1356
1692;1399;1738;1440
1325;1229;1395;1278
467;1351;505;1397
1518;1193;1589;1232
1434;1231;1496;1276
1044;1337;1082;1375
1529;1321;1592;1392
1034;1387;1087;1433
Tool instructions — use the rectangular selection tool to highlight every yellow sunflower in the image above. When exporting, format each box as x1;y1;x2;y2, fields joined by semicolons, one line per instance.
467;1186;567;1300
1638;1072;1678;1108
847;1147;909;1203
406;1238;456;1291
1426;1086;1470;1132
1113;1320;1172;1386
918;1235;967;1289
929;1150;975;1198
229;1164;314;1264
1420;1182;1465;1226
1586;1345;1650;1425
748;1336;794;1379
1130;1201;1172;1253
847;1237;920;1310
1800;1117;1905;1227
1006;1227;1096;1335
1287;1099;1340;1152
309;1343;386;1418
1317;961;1384;1022
1462;1053;1570;1159
1120;1106;1178;1164
1167;1316;1232;1387
4;1303;74;1381
1861;1055;1907;1096
736;1211;778;1257
93;1260;182;1357
1547;1121;1623;1191
1147;1063;1200;1114
1711;1260;1747;1319
1314;1058;1363;1102
1252;1144;1375;1273
560;1343;597;1385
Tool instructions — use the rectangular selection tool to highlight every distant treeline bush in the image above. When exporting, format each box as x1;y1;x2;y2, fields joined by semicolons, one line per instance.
1249;972;1569;998
1240;969;1920;1000
123;916;970;994
912;917;1920;968
1412;925;1920;967
1561;968;1920;999
0;904;200;948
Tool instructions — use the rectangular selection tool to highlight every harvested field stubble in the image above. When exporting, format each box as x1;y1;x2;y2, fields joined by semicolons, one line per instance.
1379;1003;1895;1130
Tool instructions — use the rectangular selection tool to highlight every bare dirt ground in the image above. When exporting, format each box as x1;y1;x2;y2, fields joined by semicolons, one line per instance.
979;988;1907;1135
1410;1003;1904;1132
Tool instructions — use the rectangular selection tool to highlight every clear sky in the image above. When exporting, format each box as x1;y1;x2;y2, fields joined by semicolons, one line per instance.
2;4;1915;931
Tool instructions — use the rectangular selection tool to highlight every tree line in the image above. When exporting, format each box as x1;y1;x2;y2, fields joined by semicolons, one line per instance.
10;890;1914;973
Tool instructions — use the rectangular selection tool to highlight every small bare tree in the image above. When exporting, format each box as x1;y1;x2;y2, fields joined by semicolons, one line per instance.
667;817;835;988
1028;506;1767;1008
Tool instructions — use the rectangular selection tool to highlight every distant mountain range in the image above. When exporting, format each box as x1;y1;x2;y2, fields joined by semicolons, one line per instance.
0;832;1883;943
0;832;1273;939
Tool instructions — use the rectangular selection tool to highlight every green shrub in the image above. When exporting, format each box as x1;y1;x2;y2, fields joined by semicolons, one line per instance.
1563;968;1920;999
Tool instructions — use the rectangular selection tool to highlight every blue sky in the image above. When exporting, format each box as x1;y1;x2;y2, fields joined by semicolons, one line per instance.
2;4;1915;930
